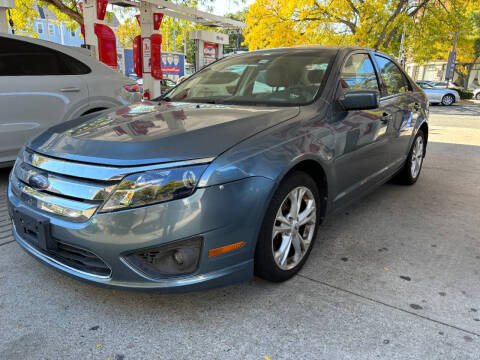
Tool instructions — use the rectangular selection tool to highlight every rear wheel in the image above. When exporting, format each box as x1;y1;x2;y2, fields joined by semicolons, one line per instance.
441;94;455;106
393;130;425;185
475;93;480;100
255;171;321;282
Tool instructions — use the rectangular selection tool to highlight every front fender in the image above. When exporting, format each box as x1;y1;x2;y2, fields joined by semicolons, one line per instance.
198;105;335;203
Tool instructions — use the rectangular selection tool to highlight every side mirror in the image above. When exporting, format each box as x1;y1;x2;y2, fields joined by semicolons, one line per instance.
338;90;379;111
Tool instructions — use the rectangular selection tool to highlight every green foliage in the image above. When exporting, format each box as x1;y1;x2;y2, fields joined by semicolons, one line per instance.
457;89;473;99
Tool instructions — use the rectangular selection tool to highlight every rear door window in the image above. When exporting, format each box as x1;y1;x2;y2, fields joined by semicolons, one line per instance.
0;37;90;76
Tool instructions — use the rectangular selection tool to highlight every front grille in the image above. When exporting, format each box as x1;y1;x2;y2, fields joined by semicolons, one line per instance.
10;150;121;222
50;242;111;277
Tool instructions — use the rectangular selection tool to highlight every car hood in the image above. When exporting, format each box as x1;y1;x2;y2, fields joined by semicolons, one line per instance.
28;101;299;166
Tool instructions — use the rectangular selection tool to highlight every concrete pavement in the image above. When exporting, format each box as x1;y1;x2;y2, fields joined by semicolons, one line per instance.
0;103;479;359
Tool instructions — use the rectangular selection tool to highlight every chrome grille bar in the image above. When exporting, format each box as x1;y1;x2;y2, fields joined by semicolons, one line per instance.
15;161;116;201
10;175;98;223
24;150;215;181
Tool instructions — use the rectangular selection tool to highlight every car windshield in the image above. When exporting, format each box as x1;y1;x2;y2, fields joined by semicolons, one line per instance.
164;50;336;106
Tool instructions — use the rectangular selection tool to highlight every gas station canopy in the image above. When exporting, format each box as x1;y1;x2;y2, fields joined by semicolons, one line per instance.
109;0;246;28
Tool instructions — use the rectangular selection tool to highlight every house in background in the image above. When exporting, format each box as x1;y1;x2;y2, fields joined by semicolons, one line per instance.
406;61;480;90
32;6;84;46
11;6;120;48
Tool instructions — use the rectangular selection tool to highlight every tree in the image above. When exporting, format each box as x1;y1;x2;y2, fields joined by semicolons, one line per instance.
8;0;82;36
116;17;140;48
244;0;480;66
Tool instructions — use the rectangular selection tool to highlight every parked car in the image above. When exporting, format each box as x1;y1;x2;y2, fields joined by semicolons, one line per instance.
124;78;175;94
416;80;449;88
473;87;480;100
7;47;429;292
0;34;141;166
416;81;459;105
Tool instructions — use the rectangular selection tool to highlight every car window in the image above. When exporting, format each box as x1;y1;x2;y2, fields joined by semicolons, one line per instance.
165;50;336;106
419;83;434;89
340;54;379;92
0;37;91;76
374;55;409;95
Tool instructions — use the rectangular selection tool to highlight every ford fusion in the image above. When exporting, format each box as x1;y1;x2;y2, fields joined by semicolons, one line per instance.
8;47;429;292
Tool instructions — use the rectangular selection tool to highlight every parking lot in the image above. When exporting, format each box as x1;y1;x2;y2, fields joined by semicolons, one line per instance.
0;102;479;359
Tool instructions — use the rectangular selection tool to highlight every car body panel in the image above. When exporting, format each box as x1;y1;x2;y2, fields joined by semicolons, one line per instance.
0;34;141;165
28;102;300;165
7;46;429;292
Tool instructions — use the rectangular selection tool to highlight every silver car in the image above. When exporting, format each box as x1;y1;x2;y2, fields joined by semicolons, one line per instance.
7;47;430;292
416;81;459;105
0;34;141;166
473;88;480;100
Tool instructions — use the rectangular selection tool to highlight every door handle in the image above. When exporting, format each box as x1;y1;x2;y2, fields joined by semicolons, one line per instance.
380;112;392;124
60;87;81;92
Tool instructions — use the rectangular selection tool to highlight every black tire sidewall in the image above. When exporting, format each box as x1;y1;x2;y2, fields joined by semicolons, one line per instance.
254;171;322;282
406;130;425;183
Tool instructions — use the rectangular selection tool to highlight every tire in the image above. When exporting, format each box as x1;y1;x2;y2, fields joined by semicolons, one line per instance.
475;93;480;100
254;171;321;282
441;94;455;106
393;130;426;185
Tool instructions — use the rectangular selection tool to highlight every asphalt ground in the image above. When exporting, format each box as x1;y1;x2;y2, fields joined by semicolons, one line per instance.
0;102;479;359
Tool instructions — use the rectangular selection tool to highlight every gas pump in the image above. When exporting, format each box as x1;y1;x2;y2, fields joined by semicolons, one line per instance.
80;0;245;99
189;30;229;71
82;0;118;69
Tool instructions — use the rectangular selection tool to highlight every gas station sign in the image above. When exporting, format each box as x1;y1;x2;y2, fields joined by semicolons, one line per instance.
203;43;218;65
142;37;151;73
161;52;185;82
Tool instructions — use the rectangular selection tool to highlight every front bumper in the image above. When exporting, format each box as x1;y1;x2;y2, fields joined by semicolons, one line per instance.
8;176;274;292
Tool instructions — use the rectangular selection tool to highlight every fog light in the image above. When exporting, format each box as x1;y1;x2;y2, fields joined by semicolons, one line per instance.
172;250;184;265
124;237;202;278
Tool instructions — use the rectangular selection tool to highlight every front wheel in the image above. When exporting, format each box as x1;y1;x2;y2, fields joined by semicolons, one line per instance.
441;94;455;106
254;171;321;282
475;93;480;100
393;130;426;185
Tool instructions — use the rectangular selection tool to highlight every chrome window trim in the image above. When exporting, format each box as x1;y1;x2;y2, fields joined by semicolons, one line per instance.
24;150;215;181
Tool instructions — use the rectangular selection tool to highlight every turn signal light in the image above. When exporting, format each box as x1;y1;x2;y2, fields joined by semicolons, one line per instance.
208;241;245;258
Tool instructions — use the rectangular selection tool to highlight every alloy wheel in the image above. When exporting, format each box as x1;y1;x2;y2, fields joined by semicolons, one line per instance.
410;136;424;179
272;186;316;270
442;94;454;106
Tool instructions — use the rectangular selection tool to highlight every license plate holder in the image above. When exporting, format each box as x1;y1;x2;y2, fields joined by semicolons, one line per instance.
13;207;55;251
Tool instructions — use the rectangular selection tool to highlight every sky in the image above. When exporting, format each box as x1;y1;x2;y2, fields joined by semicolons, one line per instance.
115;0;255;24
199;0;255;16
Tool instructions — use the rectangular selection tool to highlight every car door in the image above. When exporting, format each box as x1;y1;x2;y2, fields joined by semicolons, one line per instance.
372;54;416;168
333;52;391;204
419;83;441;102
0;36;89;163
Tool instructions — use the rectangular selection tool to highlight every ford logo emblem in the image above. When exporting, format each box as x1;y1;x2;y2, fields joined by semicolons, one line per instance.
29;174;49;191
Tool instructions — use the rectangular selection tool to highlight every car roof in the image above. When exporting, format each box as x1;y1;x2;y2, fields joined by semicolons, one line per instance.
234;45;393;60
1;33;90;58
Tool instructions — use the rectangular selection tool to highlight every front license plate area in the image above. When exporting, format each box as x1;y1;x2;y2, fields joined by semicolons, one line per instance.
13;207;55;251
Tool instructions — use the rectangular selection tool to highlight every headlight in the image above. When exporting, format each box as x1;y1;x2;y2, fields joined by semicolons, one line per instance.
99;165;207;212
